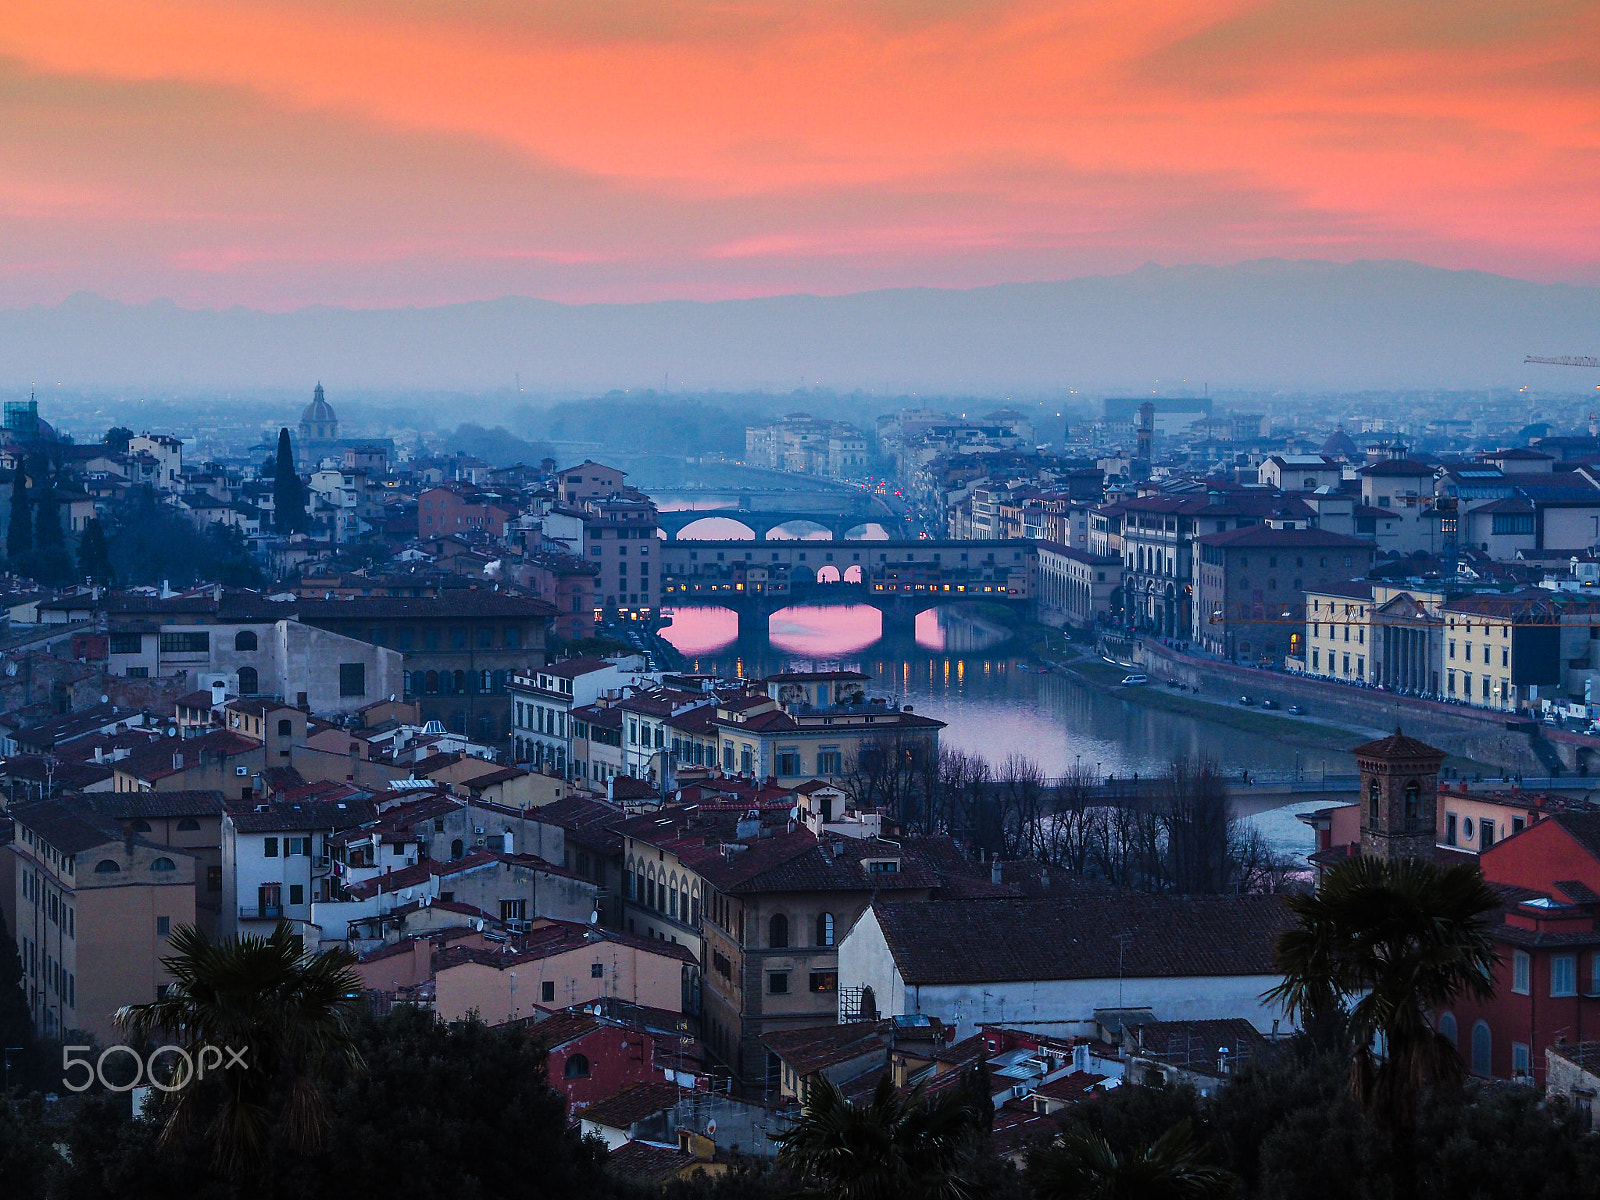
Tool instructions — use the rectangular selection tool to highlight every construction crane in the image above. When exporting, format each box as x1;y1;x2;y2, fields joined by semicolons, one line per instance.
1525;355;1600;368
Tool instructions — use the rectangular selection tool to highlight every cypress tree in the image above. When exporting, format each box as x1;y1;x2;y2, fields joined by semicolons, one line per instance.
272;428;305;534
32;463;63;549
77;517;114;585
5;464;30;559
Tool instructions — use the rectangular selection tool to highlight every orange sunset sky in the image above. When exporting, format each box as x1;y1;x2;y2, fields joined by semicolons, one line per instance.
2;0;1597;309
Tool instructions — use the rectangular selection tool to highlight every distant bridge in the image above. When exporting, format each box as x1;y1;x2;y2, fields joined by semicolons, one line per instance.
659;538;1035;640
653;486;905;541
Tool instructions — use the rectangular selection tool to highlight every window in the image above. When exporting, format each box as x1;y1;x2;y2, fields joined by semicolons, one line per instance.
1471;1021;1492;1077
818;748;842;775
150;857;176;872
289;884;304;906
1512;949;1530;994
286;837;307;856
156;916;170;937
564;1054;590;1079
1438;1011;1457;1047
769;914;789;948
339;663;366;697
109;632;142;654
1403;780;1420;827
1480;820;1495;849
1445;813;1457;846
237;666;258;695
159;631;210;654
263;837;279;858
1553;954;1577;997
809;971;839;993
541;981;556;1003
768;972;789;995
207;866;222;892
1512;1043;1531;1079
500;899;527;922
277;719;293;737
816;912;835;947
177;817;200;832
776;750;800;776
591;962;604;979
234;631;257;651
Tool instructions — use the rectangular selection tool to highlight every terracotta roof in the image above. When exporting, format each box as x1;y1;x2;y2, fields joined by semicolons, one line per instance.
605;1140;693;1182
580;1081;685;1130
1033;1070;1111;1101
100;790;227;819
226;797;375;834
1195;525;1375;549
870;894;1295;985
1350;730;1448;762
761;1023;887;1076
117;729;262;782
525;1010;601;1050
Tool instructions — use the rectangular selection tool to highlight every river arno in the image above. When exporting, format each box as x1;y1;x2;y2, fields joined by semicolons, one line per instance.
658;603;1353;782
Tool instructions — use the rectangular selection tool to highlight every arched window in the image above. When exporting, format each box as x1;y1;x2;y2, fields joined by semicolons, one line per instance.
860;985;878;1021
234;630;257;651
450;838;464;859
816;912;835;947
425;670;439;695
150;857;176;872
1369;780;1381;823
769;913;789;949
1438;1012;1458;1048
1471;1021;1492;1076
177;817;200;831
1403;780;1421;826
564;1054;590;1079
277;718;292;737
94;859;121;873
237;666;258;695
453;669;466;694
131;819;152;832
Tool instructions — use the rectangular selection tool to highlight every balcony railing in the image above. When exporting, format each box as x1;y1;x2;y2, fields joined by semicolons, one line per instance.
240;904;283;920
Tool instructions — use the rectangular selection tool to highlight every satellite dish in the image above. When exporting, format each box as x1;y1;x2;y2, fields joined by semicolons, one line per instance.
100;694;109;704
589;911;599;925
423;895;432;906
4;663;16;677
475;919;485;931
400;889;413;901
705;1120;716;1136
166;728;177;738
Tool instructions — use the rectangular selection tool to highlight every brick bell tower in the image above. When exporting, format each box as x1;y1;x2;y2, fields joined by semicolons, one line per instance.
1352;729;1445;861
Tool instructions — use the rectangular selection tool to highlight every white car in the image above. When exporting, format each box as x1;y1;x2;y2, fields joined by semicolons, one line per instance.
1119;674;1148;686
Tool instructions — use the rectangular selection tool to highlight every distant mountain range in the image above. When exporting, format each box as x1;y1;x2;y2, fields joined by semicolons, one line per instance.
2;259;1596;393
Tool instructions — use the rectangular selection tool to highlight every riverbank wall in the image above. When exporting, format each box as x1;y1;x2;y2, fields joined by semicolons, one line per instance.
1132;639;1551;777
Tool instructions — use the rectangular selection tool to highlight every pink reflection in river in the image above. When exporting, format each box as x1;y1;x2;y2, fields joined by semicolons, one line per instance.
658;607;738;656
915;609;944;650
769;606;881;656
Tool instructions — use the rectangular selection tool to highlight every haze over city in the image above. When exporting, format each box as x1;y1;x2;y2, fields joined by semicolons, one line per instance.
3;5;1600;1200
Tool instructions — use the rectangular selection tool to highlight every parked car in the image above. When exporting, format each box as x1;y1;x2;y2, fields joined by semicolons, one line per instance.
1260;698;1279;710
1288;705;1307;715
1119;674;1149;686
1239;695;1255;706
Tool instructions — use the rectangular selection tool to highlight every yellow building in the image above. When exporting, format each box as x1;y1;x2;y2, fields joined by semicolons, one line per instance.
8;799;195;1041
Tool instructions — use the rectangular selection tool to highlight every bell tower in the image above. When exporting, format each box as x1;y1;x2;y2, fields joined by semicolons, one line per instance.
1352;729;1444;861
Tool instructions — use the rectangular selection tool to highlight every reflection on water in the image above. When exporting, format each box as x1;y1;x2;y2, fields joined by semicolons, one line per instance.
659;603;1327;779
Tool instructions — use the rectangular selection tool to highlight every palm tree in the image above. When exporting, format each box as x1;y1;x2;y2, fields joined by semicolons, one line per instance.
774;1072;979;1200
115;921;365;1179
1266;855;1501;1198
1028;1119;1232;1200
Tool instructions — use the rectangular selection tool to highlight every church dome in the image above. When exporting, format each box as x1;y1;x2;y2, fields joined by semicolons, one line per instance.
299;383;339;442
1320;427;1358;460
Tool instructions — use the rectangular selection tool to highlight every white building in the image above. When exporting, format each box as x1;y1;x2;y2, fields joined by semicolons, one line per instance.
508;656;641;773
837;895;1298;1038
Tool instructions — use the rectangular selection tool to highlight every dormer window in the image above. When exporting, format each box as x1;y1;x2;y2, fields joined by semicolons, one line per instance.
865;859;900;875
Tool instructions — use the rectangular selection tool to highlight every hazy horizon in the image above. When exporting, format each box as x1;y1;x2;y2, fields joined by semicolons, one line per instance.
4;258;1597;395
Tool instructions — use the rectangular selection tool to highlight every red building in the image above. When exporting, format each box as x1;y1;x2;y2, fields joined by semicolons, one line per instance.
536;1009;692;1114
515;551;599;642
1445;812;1600;1085
418;485;517;539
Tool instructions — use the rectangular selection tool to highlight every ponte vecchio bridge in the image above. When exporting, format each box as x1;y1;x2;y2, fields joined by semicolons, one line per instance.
658;538;1036;641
